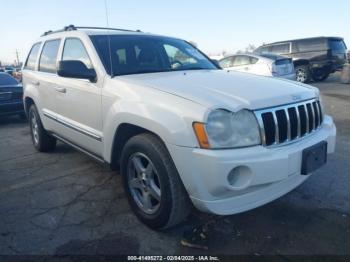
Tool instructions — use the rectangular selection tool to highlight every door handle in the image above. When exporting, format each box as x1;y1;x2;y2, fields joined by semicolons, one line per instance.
54;86;66;93
31;81;40;86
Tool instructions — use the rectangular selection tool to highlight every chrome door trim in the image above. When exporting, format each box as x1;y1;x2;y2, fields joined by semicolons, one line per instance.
43;111;102;142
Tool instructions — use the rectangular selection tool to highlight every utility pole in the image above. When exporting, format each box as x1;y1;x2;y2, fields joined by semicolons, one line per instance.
15;49;20;67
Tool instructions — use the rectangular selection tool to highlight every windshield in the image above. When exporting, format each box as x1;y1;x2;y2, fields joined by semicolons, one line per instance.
0;73;18;85
90;35;217;76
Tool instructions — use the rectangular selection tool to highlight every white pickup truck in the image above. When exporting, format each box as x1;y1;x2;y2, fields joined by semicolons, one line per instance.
22;26;336;229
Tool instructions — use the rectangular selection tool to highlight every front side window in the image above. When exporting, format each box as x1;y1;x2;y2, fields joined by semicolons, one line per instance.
62;38;93;68
25;43;41;70
219;57;234;68
90;35;217;76
39;39;61;73
255;46;269;54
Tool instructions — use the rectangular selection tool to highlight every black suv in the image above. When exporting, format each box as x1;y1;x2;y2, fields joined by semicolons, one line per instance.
255;37;348;83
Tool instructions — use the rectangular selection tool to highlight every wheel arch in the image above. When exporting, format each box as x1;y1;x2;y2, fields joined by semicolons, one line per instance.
109;122;166;170
293;59;310;67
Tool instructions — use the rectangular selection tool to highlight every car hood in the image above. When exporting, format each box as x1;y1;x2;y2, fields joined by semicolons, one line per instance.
117;70;318;111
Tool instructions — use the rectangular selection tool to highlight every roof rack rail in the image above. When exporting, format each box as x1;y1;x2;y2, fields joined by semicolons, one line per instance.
41;25;142;36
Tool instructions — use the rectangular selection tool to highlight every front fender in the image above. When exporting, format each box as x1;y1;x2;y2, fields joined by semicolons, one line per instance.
103;96;206;163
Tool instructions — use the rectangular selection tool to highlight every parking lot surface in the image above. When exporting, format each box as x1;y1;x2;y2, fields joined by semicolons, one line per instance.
0;75;349;255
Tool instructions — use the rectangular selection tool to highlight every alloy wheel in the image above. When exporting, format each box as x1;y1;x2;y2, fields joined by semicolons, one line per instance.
127;152;161;214
31;113;39;145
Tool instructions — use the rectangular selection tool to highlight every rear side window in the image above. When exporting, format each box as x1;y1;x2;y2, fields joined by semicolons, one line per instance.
270;43;290;54
250;57;258;64
62;38;93;69
39;39;61;73
293;39;327;52
24;43;41;70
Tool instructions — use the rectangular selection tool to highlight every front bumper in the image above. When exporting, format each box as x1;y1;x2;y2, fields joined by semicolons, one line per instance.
0;101;24;116
167;115;336;215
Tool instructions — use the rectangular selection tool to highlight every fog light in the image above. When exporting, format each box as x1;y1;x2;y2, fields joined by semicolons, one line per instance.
227;166;252;190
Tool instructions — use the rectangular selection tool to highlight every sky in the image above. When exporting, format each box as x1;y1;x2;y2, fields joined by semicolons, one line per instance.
0;0;349;64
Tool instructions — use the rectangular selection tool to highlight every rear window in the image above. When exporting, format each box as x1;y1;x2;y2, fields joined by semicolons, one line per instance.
293;38;327;52
39;39;61;73
0;73;18;85
24;43;41;70
329;39;347;53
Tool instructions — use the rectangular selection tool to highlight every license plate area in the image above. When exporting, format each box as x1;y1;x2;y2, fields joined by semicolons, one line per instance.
301;141;327;175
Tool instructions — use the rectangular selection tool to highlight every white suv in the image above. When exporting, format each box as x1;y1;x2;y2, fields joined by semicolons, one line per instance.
22;26;336;229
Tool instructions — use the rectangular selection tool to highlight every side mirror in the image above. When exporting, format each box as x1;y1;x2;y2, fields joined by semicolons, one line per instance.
58;60;96;82
211;59;221;69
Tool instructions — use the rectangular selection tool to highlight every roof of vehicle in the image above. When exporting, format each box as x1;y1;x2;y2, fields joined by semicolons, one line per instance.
39;25;159;38
260;36;344;47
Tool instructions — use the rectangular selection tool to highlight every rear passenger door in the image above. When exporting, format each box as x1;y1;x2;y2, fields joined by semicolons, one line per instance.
35;39;62;131
54;37;103;157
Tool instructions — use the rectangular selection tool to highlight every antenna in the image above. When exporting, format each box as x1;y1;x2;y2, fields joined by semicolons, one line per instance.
104;0;110;27
104;0;114;77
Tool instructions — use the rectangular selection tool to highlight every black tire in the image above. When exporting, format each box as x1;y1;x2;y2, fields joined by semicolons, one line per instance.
312;69;330;82
28;104;56;152
120;133;191;229
295;65;311;83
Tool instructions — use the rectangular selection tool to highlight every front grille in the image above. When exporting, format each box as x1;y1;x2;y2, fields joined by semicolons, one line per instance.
255;99;323;146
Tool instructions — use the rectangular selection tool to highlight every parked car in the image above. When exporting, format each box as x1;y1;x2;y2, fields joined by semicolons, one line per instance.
4;66;15;76
0;72;25;118
22;25;336;229
255;37;348;83
218;53;295;80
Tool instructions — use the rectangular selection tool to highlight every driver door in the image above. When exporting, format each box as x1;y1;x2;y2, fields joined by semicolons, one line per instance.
54;37;103;157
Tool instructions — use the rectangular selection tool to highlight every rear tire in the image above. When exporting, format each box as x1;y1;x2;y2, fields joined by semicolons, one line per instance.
29;104;56;152
120;133;191;229
295;65;311;83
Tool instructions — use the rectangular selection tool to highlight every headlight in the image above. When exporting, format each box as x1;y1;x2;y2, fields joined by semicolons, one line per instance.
194;109;261;149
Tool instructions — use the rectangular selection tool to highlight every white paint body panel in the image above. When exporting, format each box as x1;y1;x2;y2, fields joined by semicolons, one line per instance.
22;30;336;216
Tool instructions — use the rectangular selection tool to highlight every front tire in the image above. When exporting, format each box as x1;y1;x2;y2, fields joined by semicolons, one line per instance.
29;104;56;152
312;69;330;82
295;65;311;83
121;133;191;229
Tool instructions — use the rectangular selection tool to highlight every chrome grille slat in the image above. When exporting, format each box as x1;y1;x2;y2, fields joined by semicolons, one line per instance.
314;102;320;127
255;98;322;147
304;104;309;133
255;112;266;146
284;108;291;141
295;106;301;138
272;111;279;144
310;103;316;130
